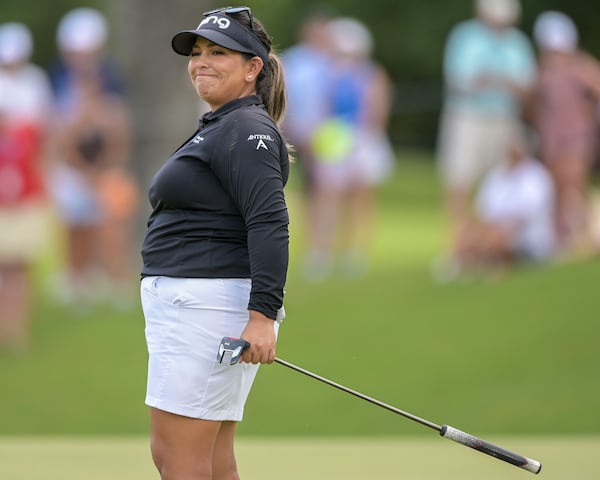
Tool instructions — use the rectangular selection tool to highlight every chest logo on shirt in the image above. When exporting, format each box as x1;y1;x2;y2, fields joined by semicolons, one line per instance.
192;135;204;144
247;134;274;151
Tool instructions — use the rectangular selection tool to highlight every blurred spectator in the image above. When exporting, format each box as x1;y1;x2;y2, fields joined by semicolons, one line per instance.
304;17;395;280
0;23;53;124
0;22;53;352
282;9;334;195
50;7;125;113
528;11;600;256
48;8;138;307
436;0;536;259
433;130;555;281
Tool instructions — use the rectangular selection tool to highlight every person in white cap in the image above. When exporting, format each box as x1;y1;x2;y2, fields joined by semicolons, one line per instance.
50;7;124;112
46;8;138;308
57;6;108;54
528;11;600;256
0;22;53;125
435;0;536;265
0;23;53;352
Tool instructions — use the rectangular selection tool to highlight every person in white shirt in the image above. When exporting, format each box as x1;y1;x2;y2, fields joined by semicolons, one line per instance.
449;130;556;276
0;23;53;126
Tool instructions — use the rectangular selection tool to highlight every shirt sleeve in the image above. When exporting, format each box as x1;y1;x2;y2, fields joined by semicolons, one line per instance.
209;112;289;319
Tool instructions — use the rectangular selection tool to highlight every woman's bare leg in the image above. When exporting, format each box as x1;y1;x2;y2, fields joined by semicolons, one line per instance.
150;407;221;480
213;421;240;480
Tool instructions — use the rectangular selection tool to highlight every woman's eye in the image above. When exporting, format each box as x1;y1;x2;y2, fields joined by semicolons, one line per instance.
189;48;225;58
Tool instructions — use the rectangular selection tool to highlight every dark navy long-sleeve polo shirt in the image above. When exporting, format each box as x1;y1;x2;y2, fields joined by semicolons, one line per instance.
141;95;289;320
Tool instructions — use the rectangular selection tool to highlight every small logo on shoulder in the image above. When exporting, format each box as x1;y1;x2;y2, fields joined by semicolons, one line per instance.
247;133;274;151
192;135;204;144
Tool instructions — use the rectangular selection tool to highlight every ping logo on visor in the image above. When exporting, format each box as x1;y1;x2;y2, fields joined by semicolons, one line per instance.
171;12;269;66
199;15;231;29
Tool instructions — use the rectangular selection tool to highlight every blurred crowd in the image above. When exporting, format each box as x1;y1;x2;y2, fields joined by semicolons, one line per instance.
0;7;139;352
2;0;600;351
433;0;600;282
283;0;600;286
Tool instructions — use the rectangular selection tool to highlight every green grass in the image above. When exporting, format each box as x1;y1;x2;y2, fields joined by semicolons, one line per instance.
0;150;598;438
1;436;598;480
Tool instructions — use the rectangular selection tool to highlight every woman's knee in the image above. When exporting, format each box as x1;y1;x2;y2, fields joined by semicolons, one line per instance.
149;408;220;479
213;421;239;480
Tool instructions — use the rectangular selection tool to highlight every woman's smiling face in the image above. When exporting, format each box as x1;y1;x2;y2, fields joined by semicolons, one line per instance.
187;37;259;111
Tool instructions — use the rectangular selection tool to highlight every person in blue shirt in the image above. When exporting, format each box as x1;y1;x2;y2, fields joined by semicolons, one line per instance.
282;10;334;194
304;17;395;280
50;8;125;112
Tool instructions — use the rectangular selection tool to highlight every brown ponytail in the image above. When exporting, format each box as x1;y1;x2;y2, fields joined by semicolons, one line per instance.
257;51;287;127
230;12;294;159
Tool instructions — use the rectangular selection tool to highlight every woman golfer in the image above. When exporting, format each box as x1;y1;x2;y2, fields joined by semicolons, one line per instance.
140;6;290;478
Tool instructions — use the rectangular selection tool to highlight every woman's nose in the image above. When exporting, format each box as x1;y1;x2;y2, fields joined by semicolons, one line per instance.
190;54;207;68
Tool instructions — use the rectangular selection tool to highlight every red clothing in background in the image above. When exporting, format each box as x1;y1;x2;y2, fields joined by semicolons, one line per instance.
0;122;44;205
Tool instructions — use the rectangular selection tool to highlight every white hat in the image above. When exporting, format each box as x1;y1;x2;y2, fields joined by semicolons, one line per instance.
533;11;578;53
476;0;521;25
328;17;373;57
0;22;33;65
57;7;108;53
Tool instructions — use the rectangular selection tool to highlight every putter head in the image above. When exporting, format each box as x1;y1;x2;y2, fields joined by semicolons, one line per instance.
217;337;250;365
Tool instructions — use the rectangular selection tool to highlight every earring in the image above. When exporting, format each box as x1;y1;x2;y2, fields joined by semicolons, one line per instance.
247;75;253;80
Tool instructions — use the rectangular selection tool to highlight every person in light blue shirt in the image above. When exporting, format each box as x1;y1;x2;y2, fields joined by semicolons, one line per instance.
436;0;536;260
282;10;334;193
443;16;535;116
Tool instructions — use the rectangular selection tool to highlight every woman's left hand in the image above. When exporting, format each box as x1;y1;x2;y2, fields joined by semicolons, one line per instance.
240;310;277;364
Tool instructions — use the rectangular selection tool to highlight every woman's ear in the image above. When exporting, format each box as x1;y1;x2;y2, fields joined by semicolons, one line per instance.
246;57;264;81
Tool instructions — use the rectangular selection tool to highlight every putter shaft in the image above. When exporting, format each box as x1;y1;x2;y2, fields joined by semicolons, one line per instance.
274;357;441;431
273;357;542;474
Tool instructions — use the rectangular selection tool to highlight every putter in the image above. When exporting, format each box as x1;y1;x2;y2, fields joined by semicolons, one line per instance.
217;337;542;474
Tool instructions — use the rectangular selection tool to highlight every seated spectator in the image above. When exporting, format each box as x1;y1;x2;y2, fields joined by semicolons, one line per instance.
434;131;555;281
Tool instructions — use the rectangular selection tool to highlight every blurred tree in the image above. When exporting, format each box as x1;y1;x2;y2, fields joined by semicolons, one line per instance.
106;0;216;195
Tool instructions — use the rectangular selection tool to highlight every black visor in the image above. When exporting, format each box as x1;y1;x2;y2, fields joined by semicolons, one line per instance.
171;13;268;65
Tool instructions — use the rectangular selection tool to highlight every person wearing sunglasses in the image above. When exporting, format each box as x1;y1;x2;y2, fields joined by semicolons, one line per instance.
140;6;291;479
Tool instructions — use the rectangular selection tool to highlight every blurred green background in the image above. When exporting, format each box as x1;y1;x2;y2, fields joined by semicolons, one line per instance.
1;153;598;437
1;0;599;478
1;154;599;479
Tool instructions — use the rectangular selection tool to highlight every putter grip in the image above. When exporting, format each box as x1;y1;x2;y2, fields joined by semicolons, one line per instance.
440;425;542;474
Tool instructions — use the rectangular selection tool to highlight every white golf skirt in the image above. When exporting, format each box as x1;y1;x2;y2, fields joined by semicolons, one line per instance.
140;276;281;421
